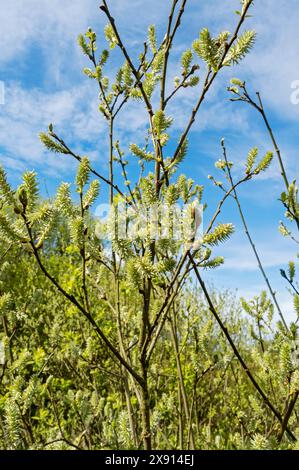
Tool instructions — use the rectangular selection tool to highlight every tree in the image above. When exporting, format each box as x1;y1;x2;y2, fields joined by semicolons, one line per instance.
0;0;298;450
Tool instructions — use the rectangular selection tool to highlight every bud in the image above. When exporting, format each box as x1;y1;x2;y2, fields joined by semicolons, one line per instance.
18;187;28;209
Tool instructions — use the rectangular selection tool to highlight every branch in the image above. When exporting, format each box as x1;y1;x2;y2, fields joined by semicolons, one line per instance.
164;68;197;107
168;0;254;171
21;213;144;387
188;252;296;443
278;391;299;442
160;0;183;109
221;140;288;331
49;132;132;205
100;1;154;119
230;84;299;231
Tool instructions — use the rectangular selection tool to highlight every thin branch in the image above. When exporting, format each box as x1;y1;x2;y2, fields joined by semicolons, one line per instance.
21;213;144;387
48;390;83;450
160;0;181;109
50;132;131;205
278;391;299;443
221;140;288;331
188;252;296;443
164;67;197;107
231;85;299;230
168;1;254;171
100;1;154;119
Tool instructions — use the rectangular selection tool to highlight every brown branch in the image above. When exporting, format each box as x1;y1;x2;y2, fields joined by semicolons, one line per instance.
188;252;296;443
21;213;144;387
221;140;288;330
168;0;254;171
50;132;131;205
279;391;299;442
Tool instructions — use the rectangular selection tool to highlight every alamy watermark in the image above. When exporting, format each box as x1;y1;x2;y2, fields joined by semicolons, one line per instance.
94;200;203;247
0;81;5;105
0;340;5;365
291;338;299;369
290;80;299;105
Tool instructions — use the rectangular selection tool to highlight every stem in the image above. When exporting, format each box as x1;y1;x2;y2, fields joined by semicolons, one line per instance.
140;365;151;450
278;392;299;443
51;132;131;205
160;0;181;109
188;252;296;443
109;117;114;207
100;1;154;119
168;0;254;172
123;374;138;447
79;192;90;313
221;141;288;331
2;315;13;364
256;92;289;191
22;214;144;387
170;309;195;449
234;86;299;230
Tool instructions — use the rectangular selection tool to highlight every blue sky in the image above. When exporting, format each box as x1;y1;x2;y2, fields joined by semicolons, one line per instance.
0;0;298;321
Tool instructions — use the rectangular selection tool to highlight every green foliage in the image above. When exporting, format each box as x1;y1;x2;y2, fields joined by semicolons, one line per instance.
203;224;235;246
148;25;157;53
76;157;90;192
254;151;273;174
224;31;256;66
193;26;256;71
193;28;219;71
130;144;156;162
0;166;15;206
181;49;193;74
78;34;91;58
104;24;118;49
83;180;100;210
55;183;74;216
245;147;258;174
39;133;68;154
1;0;298;453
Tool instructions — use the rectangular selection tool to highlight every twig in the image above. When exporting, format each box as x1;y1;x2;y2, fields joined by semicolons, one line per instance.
221;140;288;330
21;212;144;387
188;252;296;442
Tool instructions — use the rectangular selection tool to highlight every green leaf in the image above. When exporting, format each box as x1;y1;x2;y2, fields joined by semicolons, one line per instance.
224;30;256;66
288;261;295;282
22;171;39;212
104;24;118;49
153;110;173;138
40;133;68;154
203;223;234;246
78;34;91;57
245;147;258;174
76;157;90;191
148;25;157;53
0;166;15;206
193;28;219;70
130;144;156;162
254;152;273;174
230;78;245;87
181;49;193;74
83;180;100;209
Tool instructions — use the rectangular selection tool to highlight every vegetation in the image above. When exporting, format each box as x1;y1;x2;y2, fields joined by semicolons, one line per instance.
0;0;298;450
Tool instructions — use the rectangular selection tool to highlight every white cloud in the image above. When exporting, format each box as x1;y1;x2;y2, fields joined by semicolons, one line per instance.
0;1;297;191
0;82;100;169
220;239;295;272
0;79;154;181
0;1;297;312
0;0;94;64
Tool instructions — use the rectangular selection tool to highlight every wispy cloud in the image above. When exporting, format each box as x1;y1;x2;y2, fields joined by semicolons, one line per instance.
0;0;297;314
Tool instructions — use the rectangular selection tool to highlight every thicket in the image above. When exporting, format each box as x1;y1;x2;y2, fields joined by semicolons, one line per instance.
0;0;298;450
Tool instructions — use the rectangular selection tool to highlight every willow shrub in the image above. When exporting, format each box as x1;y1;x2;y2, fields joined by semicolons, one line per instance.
0;0;298;450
